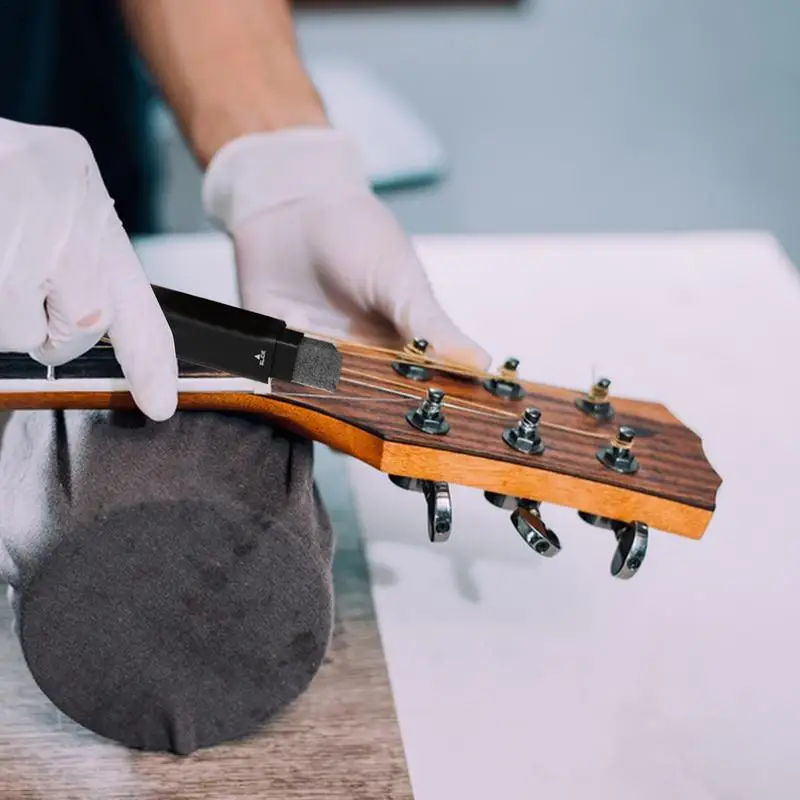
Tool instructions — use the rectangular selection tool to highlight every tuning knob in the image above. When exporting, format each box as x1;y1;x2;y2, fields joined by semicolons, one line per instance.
511;500;561;557
388;475;452;542
485;493;561;557
610;521;648;579
577;510;647;578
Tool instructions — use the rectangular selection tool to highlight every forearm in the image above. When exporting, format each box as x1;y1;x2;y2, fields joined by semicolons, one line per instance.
119;0;328;166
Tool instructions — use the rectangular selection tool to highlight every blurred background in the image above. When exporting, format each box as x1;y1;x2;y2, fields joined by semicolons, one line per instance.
154;0;800;267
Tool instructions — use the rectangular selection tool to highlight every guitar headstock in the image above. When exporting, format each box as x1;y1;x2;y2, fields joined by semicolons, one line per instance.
262;338;721;579
0;337;721;580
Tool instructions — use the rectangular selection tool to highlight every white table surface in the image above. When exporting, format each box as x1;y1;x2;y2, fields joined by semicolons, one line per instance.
136;230;800;800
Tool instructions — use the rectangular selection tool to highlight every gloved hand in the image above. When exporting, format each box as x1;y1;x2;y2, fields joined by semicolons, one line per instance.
0;119;177;421
202;126;491;371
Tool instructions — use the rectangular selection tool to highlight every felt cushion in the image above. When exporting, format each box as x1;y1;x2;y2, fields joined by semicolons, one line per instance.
0;408;334;755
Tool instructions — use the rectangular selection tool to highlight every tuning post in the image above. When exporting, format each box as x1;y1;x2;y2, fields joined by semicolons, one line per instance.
503;407;545;455
388;475;452;542
392;338;433;381
406;387;450;435
483;357;527;400
511;500;561;557
596;425;639;474
577;511;648;578
483;491;519;510
576;377;615;420
577;511;614;528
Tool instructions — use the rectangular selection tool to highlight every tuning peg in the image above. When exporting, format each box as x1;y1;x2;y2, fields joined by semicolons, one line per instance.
502;407;545;455
596;426;639;474
392;338;433;381
577;511;647;578
483;357;527;400
577;511;614;528
483;491;518;510
388;475;452;542
406;387;450;435
485;492;561;557
511;500;561;557
610;521;648;579
575;377;615;420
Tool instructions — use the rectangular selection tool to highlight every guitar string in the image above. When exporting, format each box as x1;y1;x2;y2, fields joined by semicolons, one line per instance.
340;366;519;416
321;335;597;401
309;334;489;377
103;331;566;394
100;332;495;383
273;375;611;442
338;366;581;429
92;335;609;441
339;370;611;441
295;329;560;387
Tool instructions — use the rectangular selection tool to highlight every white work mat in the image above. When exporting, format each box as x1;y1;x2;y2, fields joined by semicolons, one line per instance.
136;230;800;798
346;231;800;800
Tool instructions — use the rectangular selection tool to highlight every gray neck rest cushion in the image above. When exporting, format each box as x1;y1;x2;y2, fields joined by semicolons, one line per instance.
0;408;334;755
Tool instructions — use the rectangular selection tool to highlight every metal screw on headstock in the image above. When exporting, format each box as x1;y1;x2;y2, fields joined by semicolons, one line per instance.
503;407;545;455
596;425;639;474
576;377;615;420
392;337;433;381
406;387;450;435
483;357;527;400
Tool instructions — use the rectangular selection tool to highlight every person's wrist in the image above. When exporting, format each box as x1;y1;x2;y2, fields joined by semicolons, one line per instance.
201;126;371;232
187;73;329;167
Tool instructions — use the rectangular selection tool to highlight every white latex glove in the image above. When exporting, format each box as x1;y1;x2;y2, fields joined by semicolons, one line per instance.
202;126;491;371
0;119;177;421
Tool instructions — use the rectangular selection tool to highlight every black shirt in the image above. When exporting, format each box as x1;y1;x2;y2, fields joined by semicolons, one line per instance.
0;0;158;234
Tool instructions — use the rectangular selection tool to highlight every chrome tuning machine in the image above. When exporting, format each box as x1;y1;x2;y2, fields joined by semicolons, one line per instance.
483;357;527;400
576;377;615;420
392;338;432;381
578;512;648;579
484;492;561;557
389;475;452;543
502;407;545;455
406;388;450;435
596;426;639;474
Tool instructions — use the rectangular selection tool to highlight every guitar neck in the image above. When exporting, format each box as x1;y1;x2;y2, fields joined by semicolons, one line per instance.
0;345;270;401
0;340;722;550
